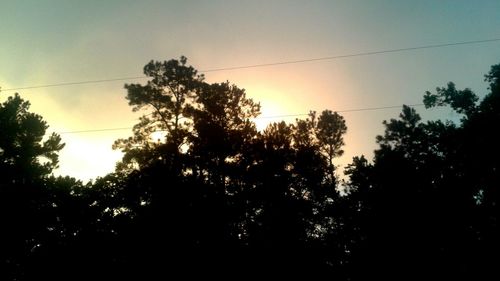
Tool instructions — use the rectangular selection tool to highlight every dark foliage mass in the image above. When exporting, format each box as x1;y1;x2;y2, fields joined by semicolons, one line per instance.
1;58;498;280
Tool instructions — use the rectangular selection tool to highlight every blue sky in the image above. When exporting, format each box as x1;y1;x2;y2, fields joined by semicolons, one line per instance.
1;0;499;181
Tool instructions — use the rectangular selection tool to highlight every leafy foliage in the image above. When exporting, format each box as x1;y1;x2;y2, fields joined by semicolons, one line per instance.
345;63;500;279
0;94;64;183
2;60;499;280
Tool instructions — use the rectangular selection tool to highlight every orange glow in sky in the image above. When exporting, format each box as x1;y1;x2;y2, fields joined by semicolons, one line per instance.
1;1;499;181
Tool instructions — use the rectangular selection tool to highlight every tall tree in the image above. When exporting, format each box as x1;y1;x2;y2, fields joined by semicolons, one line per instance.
0;93;65;279
113;56;204;173
315;110;347;183
345;63;500;280
187;81;260;188
0;94;64;183
108;57;350;276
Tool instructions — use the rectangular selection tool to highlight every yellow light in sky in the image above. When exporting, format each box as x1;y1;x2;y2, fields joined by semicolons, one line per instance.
55;134;123;182
150;131;166;143
247;86;300;131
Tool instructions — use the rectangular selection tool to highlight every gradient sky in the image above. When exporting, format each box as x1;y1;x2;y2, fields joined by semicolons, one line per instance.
1;0;499;181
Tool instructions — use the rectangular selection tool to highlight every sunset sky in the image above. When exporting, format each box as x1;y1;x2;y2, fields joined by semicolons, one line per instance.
1;0;499;182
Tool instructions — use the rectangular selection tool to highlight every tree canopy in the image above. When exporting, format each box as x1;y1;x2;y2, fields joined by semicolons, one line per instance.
344;62;500;280
0;94;64;183
1;60;499;280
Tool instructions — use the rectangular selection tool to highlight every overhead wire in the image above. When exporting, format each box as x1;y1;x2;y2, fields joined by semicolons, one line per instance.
3;38;494;134
57;103;425;134
2;38;499;92
200;38;500;72
1;76;146;92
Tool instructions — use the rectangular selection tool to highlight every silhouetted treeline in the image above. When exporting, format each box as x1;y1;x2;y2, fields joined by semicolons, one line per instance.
1;58;498;280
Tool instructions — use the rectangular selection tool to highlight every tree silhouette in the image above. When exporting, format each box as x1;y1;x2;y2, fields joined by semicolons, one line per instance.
345;63;500;280
0;94;64;183
0;94;65;279
113;56;204;173
5;59;499;280
107;57;349;276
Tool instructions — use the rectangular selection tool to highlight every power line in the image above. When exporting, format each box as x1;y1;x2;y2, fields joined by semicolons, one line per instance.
257;103;425;119
56;103;424;134
59;127;133;134
2;76;147;92
338;103;424;113
201;38;500;72
2;38;499;92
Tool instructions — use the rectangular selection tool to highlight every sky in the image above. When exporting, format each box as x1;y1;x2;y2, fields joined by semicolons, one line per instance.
1;0;499;182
